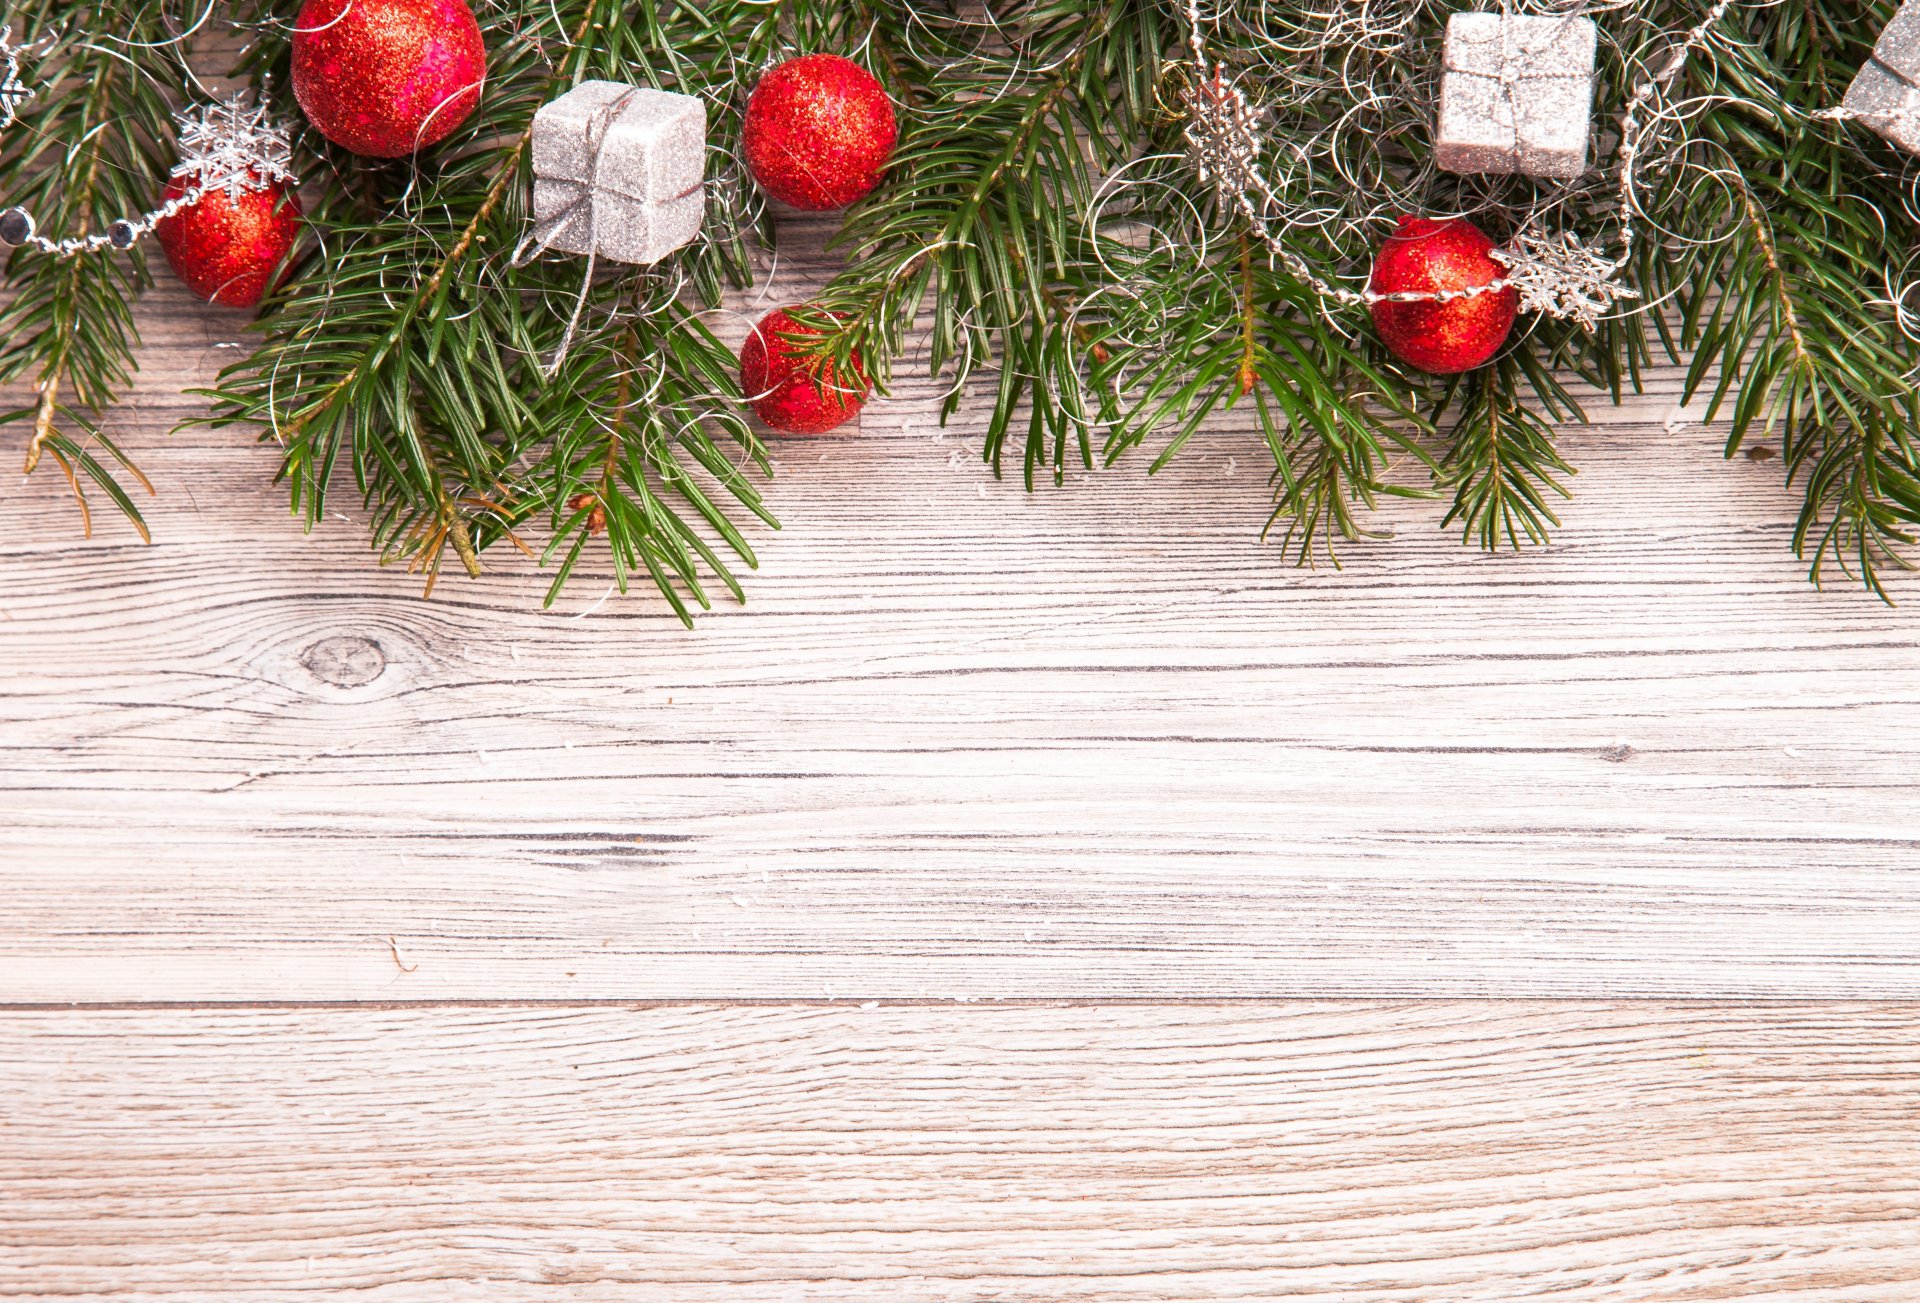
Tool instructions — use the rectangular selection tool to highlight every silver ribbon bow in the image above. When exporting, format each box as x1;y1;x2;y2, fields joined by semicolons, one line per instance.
512;87;634;380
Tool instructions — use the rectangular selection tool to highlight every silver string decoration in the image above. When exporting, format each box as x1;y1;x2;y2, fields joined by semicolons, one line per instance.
0;25;32;129
0;89;294;259
1182;13;1396;309
1612;0;1737;274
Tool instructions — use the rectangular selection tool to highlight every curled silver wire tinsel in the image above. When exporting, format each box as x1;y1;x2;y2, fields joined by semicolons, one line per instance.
1177;0;1738;324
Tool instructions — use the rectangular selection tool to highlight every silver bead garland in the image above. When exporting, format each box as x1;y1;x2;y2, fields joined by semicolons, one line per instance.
0;24;32;129
0;89;294;259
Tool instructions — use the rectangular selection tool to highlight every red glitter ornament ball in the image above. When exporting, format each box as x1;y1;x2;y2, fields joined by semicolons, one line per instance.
1368;215;1518;374
743;54;897;210
155;172;303;309
740;306;869;435
290;0;486;158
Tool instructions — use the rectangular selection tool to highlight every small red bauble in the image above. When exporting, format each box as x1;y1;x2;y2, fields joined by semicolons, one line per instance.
740;306;869;435
1368;215;1519;374
155;172;302;309
744;54;897;210
290;0;486;157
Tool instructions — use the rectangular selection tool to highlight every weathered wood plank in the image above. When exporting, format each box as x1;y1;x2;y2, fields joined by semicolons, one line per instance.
3;221;1918;1001
4;1002;1916;1300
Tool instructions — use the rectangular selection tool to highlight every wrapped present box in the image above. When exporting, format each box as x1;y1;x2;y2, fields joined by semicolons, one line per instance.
1436;12;1598;180
1843;0;1920;154
531;79;705;265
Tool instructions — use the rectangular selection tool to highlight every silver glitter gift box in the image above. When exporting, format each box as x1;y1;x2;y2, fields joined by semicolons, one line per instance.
1436;12;1599;180
530;80;705;265
1842;0;1920;154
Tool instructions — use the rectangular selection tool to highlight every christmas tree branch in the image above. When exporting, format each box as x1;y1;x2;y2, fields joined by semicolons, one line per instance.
12;0;1900;612
200;0;778;611
25;365;58;474
277;118;531;462
1665;0;1920;597
533;299;773;624
0;2;186;538
1436;357;1577;551
798;0;1168;486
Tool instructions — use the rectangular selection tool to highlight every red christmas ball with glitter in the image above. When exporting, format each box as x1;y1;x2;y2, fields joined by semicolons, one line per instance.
1368;215;1518;374
155;172;302;309
740;306;869;435
743;54;897;210
290;0;486;158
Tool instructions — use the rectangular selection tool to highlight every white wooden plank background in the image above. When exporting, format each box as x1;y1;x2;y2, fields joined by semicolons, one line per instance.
6;1002;1920;1301
3;218;1918;1000
5;207;1920;1297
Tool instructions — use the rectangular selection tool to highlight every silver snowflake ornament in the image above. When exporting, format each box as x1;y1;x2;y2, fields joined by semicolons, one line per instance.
1492;230;1638;330
1184;64;1265;203
172;92;296;198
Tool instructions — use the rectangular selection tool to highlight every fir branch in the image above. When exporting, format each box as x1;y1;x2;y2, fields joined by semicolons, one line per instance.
1235;233;1257;398
0;3;186;538
1665;0;1920;597
534;302;774;625
10;0;1907;608
1098;239;1432;564
199;0;780;613
1436;356;1577;551
801;0;1170;486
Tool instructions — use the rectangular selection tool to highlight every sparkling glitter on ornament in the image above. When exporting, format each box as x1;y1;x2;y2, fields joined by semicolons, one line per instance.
156;171;302;308
291;0;486;158
744;54;896;210
1368;216;1518;374
740;306;869;434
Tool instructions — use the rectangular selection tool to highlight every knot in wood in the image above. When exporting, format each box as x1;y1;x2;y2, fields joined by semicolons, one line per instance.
302;634;386;688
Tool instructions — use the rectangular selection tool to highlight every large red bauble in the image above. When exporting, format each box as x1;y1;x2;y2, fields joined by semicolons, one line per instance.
290;0;486;157
740;306;869;435
155;172;302;309
1368;215;1519;374
743;54;897;210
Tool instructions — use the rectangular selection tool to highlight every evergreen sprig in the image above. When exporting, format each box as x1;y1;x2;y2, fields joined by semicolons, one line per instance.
197;0;780;618
799;0;1170;487
0;2;190;539
1670;0;1920;596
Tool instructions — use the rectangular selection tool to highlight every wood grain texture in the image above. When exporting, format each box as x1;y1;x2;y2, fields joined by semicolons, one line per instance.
5;1002;1917;1301
4;220;1920;1000
3;137;1918;1303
